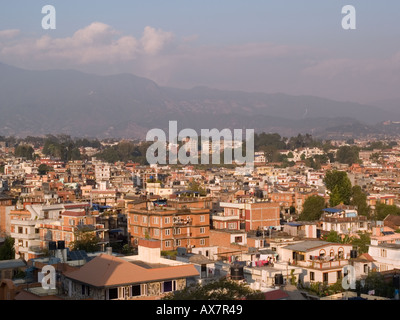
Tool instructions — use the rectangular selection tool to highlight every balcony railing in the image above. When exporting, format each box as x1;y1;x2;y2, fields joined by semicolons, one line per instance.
10;233;40;240
294;258;348;270
173;217;192;226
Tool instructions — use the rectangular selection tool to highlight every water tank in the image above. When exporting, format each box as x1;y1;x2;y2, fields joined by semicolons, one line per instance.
57;240;65;250
230;265;244;281
48;241;57;251
275;274;284;286
350;250;358;259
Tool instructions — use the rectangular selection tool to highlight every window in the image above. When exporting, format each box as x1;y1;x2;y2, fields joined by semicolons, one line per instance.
174;228;181;235
142;216;147;224
323;273;329;284
133;226;138;234
108;288;118;300
310;272;315;281
154;229;159;236
131;285;141;297
200;215;205;222
200;239;205;245
337;270;342;280
165;229;170;236
381;249;387;258
363;264;369;274
163;281;173;293
165;240;171;248
176;239;181;246
153;217;159;224
200;227;205;234
165;217;170;224
69;219;75;226
133;215;138;222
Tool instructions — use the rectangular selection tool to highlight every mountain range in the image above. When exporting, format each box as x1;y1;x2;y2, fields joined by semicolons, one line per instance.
0;62;399;139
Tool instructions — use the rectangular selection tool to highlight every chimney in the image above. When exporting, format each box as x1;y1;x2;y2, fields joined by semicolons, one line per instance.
138;239;161;263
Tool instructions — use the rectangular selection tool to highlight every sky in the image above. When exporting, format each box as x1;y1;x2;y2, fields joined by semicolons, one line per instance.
0;0;400;104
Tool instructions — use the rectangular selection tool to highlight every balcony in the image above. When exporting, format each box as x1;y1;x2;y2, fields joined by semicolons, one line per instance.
294;258;348;270
10;232;40;240
173;217;192;226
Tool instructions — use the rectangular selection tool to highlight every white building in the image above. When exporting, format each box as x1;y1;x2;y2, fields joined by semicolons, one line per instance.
368;243;400;272
279;240;352;286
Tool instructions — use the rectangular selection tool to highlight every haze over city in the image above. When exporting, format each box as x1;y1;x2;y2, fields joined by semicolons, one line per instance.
0;0;399;105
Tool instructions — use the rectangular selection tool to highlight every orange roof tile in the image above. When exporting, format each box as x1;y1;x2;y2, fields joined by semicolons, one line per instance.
64;254;199;287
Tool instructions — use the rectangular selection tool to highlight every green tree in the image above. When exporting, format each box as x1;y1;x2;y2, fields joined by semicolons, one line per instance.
360;271;395;298
298;195;326;221
324;230;342;243
374;202;400;221
38;164;53;176
14;144;34;160
324;170;352;206
0;236;15;260
351;232;371;254
69;228;100;253
351;185;370;217
162;278;265;300
323;230;351;244
336;146;360;165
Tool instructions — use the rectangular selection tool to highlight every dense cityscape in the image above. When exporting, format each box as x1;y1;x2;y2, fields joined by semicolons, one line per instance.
1;2;400;313
1;132;400;301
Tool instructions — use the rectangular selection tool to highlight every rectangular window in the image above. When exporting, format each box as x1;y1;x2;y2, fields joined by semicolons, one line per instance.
163;281;173;293
165;229;170;236
310;272;315;281
200;215;205;222
131;285;141;297
323;273;329;283
200;239;205;246
142;216;147;224
200;227;205;234
154;229;159;236
381;249;387;257
133;215;138;222
153;217;159;224
337;270;342;280
165;217;170;224
165;240;171;248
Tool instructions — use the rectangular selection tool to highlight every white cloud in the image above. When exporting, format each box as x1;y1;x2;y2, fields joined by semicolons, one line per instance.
0;23;174;66
140;26;174;55
0;29;20;39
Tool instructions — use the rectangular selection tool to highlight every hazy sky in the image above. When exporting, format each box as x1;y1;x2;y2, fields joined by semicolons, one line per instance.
0;1;400;104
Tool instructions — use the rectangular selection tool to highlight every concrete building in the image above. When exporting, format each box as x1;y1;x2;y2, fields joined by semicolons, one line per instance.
63;239;199;300
279;240;352;286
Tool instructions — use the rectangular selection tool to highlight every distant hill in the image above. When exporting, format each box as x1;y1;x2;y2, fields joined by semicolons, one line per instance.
0;62;399;139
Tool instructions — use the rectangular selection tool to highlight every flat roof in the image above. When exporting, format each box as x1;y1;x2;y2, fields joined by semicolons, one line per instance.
282;240;345;252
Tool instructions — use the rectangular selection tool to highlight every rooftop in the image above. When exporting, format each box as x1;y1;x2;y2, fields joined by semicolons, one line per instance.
64;253;199;288
282;240;349;252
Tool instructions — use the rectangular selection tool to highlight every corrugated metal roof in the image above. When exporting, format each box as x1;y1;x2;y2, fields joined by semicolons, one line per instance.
0;259;26;270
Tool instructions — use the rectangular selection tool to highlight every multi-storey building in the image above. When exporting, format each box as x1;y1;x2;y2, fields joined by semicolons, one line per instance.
216;201;280;231
127;200;210;251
